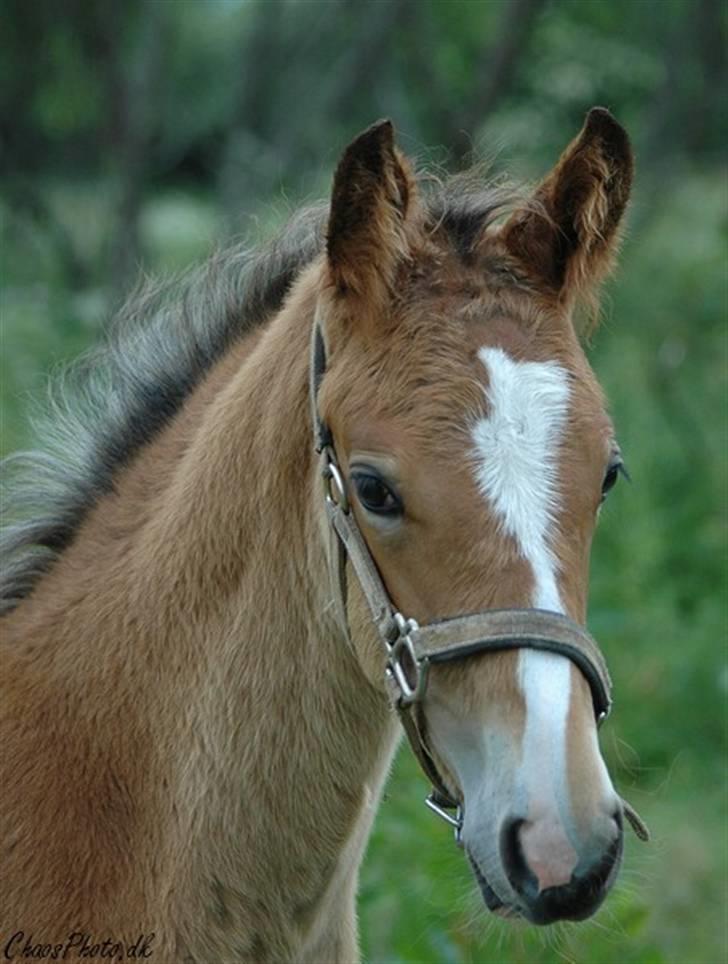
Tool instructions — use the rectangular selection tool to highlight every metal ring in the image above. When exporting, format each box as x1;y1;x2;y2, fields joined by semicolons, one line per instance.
322;460;349;513
425;794;464;846
388;617;427;705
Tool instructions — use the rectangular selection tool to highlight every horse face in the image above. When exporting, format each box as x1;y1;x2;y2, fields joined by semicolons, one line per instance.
319;112;633;923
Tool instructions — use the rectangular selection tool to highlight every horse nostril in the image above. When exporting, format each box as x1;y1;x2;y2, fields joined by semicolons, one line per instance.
501;815;579;896
499;818;539;902
578;833;622;896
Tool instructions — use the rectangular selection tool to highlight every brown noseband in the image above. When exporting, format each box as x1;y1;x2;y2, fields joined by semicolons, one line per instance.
309;317;648;844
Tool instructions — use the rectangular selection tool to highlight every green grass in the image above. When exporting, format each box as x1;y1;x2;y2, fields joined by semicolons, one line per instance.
1;171;725;963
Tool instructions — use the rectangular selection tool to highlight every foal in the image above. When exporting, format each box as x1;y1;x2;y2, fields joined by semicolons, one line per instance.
1;109;638;962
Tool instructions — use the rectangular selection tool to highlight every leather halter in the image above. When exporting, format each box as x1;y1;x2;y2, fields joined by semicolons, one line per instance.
309;316;649;844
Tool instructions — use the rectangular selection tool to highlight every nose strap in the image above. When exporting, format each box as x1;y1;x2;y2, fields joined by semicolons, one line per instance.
410;609;612;722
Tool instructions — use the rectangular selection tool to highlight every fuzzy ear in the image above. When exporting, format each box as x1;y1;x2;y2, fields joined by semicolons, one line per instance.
326;119;415;309
502;108;633;307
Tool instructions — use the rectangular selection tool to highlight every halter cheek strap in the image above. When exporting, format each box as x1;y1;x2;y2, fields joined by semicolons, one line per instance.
310;316;649;844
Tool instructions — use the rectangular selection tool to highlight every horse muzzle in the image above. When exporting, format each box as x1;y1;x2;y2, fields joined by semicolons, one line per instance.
468;804;624;924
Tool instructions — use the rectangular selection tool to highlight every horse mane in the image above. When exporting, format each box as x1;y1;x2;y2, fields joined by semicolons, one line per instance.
0;204;331;614
0;174;523;615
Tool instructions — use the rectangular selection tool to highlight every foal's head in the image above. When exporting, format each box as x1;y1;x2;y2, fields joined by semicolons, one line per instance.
316;111;633;924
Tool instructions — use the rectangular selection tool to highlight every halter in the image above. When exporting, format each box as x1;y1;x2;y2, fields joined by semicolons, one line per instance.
309;315;649;845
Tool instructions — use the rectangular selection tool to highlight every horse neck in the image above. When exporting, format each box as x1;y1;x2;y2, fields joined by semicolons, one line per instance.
148;269;399;944
3;264;397;945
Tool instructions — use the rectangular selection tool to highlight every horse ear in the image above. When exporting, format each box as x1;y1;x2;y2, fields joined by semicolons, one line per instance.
326;119;415;308
502;108;633;309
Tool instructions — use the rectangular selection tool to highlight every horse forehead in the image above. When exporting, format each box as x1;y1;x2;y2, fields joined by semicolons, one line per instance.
468;323;607;433
475;344;572;420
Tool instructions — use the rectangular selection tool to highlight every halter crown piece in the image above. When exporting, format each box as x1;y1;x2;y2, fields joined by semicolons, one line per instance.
309;314;649;845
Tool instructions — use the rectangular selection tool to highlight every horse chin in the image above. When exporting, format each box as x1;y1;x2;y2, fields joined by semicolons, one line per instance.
467;851;523;921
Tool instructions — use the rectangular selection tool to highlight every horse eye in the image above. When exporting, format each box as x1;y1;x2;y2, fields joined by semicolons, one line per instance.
351;471;402;516
601;459;626;502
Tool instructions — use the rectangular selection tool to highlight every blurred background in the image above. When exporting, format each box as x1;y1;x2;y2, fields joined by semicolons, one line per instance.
1;1;725;961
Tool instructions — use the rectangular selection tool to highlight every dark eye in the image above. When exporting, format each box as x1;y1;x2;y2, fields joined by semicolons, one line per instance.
351;471;402;516
601;458;627;502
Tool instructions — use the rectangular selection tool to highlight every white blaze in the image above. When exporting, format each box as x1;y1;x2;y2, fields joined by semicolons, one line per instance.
471;346;573;817
471;346;570;611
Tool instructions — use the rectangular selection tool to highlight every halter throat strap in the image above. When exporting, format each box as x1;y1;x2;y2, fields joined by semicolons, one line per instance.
309;313;649;844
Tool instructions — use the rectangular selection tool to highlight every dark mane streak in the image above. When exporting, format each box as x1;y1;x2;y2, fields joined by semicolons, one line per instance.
0;204;328;612
0;181;520;614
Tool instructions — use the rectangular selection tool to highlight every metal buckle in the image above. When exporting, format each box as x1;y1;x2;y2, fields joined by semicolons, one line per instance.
386;612;427;705
425;793;463;847
322;449;349;513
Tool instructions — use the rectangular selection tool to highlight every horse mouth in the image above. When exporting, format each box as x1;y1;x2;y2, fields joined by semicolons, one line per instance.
467;852;522;920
